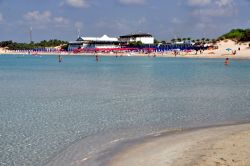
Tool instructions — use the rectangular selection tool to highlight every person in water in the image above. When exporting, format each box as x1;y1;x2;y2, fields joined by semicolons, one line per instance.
58;55;62;63
95;55;99;62
225;58;229;65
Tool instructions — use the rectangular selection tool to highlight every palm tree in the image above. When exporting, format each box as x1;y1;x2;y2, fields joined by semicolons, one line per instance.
201;38;206;44
177;38;182;42
205;38;210;43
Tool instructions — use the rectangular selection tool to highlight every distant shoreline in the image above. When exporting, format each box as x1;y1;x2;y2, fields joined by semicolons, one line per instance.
1;51;250;60
1;40;250;59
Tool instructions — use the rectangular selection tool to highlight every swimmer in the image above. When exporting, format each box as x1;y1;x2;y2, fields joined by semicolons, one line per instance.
58;55;62;63
95;55;99;62
224;58;229;65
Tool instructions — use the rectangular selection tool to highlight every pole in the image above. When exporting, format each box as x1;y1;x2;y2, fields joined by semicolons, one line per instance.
29;27;33;43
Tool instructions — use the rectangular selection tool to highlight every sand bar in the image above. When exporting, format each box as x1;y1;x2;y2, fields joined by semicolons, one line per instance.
108;123;250;166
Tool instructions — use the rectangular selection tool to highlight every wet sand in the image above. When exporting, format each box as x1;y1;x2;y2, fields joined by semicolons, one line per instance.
108;123;250;166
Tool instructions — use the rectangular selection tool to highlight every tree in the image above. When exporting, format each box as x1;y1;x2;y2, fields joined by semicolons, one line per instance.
218;29;248;41
241;29;250;41
201;38;206;44
161;40;167;44
154;39;159;44
0;39;68;50
129;41;143;47
171;39;176;43
0;41;13;47
211;39;217;44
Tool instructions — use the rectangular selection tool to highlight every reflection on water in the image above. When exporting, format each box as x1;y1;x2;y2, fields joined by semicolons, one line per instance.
0;55;250;166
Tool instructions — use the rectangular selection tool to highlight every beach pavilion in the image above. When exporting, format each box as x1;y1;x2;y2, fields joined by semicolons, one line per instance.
68;35;121;51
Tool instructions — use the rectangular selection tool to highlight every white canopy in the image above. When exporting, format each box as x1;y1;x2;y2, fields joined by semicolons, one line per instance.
78;35;118;42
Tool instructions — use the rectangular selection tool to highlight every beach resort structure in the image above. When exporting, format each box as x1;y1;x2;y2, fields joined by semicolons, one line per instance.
68;35;120;50
68;33;155;51
119;33;154;45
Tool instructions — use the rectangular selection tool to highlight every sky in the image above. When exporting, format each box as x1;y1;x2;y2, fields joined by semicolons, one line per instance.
0;0;249;42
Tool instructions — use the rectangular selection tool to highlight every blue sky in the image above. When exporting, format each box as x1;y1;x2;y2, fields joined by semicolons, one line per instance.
0;0;249;42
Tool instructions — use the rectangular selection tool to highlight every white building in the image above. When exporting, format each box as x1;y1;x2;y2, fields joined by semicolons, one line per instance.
119;33;154;45
68;35;120;50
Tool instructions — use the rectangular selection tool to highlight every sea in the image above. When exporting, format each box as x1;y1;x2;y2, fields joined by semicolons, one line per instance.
0;55;250;166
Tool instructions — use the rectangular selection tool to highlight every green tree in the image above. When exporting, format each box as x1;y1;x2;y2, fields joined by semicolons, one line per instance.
161;40;167;44
129;41;143;47
171;39;176;43
211;39;217;44
218;29;248;41
154;39;159;44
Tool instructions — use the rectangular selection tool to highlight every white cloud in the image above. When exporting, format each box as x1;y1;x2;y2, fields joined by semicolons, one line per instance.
23;11;69;28
186;0;236;17
191;7;235;17
187;0;234;7
54;17;69;24
187;0;211;6
118;0;146;5
64;0;89;8
95;17;149;36
24;11;51;23
215;0;233;7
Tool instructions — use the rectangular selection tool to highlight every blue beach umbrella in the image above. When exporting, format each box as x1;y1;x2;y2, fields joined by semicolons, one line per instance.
226;48;232;52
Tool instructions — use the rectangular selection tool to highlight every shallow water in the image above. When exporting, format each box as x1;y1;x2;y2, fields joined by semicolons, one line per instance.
0;55;250;166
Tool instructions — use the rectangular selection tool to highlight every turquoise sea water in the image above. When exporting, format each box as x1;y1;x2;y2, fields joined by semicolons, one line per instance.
0;55;250;166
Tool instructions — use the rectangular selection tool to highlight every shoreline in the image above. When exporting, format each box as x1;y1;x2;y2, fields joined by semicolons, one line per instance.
1;40;250;59
105;122;250;166
1;52;250;60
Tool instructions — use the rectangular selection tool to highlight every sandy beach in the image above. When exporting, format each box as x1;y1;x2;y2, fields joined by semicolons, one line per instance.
108;123;250;166
1;40;250;59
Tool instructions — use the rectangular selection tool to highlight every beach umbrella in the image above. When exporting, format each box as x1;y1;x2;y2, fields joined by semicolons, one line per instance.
226;48;232;52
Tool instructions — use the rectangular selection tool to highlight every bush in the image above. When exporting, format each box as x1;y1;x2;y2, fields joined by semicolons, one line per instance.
218;29;250;42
